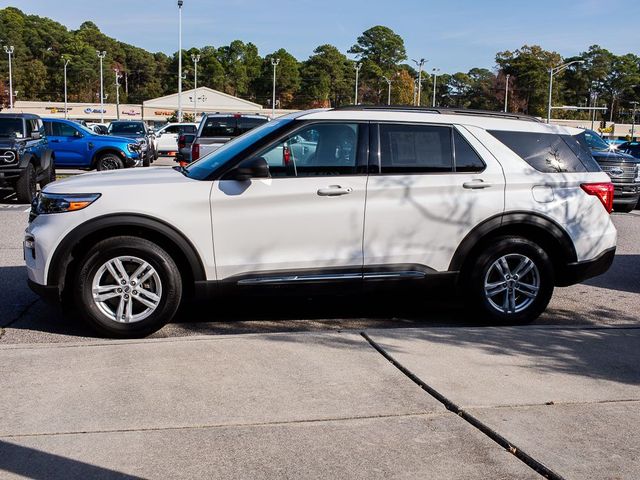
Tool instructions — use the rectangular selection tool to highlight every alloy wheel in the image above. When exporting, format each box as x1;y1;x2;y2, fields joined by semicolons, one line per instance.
483;253;540;314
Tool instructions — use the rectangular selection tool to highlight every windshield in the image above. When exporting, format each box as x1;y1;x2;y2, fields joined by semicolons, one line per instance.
0;119;24;138
185;117;293;180
76;123;96;136
582;129;611;151
109;122;145;136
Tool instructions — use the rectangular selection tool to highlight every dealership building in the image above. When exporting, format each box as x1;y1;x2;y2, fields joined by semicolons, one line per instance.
8;87;289;126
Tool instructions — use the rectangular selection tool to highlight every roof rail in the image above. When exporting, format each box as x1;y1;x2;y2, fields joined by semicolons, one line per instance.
332;105;542;122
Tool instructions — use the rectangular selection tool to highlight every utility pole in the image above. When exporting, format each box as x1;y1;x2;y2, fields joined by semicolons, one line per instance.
504;74;510;112
353;62;362;105
271;57;280;118
114;68;122;120
432;68;440;107
124;71;128;95
382;75;392;105
3;45;14;109
191;52;200;120
412;58;426;106
631;101;638;140
177;0;184;122
96;50;107;123
62;56;70;119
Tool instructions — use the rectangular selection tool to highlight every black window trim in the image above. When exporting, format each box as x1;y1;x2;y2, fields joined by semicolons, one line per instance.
369;121;486;176
214;119;372;181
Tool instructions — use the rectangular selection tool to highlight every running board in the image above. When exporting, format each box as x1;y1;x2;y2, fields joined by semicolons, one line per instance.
237;271;426;286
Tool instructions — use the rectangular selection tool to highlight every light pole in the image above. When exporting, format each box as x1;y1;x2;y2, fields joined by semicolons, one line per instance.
96;50;107;123
62;56;70;119
504;74;510;112
547;59;584;123
177;0;184;122
271;57;280;118
431;68;440;108
353;62;362;105
412;58;426;106
191;53;200;120
3;45;14;109
114;68;122;120
382;75;392;105
631;101;638;140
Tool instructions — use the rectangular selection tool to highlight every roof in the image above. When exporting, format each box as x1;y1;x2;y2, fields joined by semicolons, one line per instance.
143;87;263;110
0;112;40;119
334;105;541;122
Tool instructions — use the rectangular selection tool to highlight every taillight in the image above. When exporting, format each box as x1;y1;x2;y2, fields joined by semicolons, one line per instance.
178;135;186;149
581;182;614;213
192;142;200;161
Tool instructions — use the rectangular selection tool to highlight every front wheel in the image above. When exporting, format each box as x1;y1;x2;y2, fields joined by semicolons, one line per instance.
464;236;554;324
15;162;37;203
96;153;124;171
39;163;56;187
74;236;183;338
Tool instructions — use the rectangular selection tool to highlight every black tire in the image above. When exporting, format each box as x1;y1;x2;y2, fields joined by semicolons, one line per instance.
96;153;124;171
74;236;182;338
142;151;150;167
15;162;37;203
464;236;554;324
39;163;56;187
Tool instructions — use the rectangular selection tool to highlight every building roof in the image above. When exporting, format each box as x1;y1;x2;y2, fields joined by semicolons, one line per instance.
143;87;263;110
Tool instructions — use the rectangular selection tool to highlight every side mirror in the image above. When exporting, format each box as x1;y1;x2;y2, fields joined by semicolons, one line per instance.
225;157;270;181
32;131;41;140
73;130;83;138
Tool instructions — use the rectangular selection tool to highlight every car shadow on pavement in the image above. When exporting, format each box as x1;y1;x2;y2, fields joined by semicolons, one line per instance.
584;254;640;294
0;440;140;480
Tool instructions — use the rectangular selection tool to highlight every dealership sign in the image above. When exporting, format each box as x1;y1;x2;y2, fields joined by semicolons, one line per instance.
84;107;107;114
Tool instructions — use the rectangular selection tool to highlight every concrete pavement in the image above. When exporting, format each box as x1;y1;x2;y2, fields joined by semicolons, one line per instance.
0;332;538;479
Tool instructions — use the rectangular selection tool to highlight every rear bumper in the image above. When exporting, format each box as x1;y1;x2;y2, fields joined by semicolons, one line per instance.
558;247;616;286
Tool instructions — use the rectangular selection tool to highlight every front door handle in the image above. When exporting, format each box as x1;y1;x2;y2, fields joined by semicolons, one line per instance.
317;185;353;196
463;179;492;189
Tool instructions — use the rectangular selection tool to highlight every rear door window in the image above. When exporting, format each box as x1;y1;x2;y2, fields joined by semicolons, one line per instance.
454;129;485;172
379;124;453;173
237;117;268;135
488;130;599;173
201;117;236;137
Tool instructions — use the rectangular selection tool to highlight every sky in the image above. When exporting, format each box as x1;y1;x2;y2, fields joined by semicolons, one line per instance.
2;0;639;73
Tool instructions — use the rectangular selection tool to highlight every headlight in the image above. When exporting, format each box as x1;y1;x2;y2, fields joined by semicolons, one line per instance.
127;143;141;153
30;192;101;220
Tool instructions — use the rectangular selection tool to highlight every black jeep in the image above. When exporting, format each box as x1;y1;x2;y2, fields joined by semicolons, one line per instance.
0;113;55;203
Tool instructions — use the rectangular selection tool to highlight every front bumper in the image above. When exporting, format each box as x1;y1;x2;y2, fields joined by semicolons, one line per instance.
612;183;640;204
27;278;60;304
559;247;616;286
0;169;23;185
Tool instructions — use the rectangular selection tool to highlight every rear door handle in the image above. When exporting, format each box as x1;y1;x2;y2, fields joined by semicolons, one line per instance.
317;185;353;196
463;179;492;189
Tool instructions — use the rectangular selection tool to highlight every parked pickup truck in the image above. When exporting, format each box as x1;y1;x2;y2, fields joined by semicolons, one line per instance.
191;113;268;161
153;122;198;157
582;129;640;212
43;118;143;170
0;113;55;202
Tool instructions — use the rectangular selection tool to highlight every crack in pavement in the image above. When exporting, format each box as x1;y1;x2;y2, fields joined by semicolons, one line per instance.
0;411;447;439
361;331;564;480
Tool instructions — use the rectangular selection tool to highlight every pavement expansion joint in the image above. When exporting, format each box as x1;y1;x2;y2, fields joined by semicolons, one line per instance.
360;331;565;480
0;412;446;440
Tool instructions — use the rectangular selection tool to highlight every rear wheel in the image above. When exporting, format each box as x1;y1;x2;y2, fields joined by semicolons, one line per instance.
96;153;124;171
15;162;37;203
464;236;554;324
74;236;182;338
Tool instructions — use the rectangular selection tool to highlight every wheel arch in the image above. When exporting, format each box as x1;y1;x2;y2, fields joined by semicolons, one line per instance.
47;214;207;300
91;147;127;168
449;211;577;285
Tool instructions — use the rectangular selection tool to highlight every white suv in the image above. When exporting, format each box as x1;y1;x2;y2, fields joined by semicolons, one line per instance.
25;107;617;337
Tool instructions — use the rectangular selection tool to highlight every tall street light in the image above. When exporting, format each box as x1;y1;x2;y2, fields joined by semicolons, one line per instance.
353;62;362;105
504;74;510;112
431;68;440;108
271;58;280;118
412;58;426;106
630;101;638;140
96;50;107;123
177;0;184;122
114;68;122;120
191;52;200;120
547;59;584;123
62;56;70;119
382;75;392;105
3;45;14;109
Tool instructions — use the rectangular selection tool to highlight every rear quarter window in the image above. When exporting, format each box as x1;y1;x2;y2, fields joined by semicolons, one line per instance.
488;130;600;173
